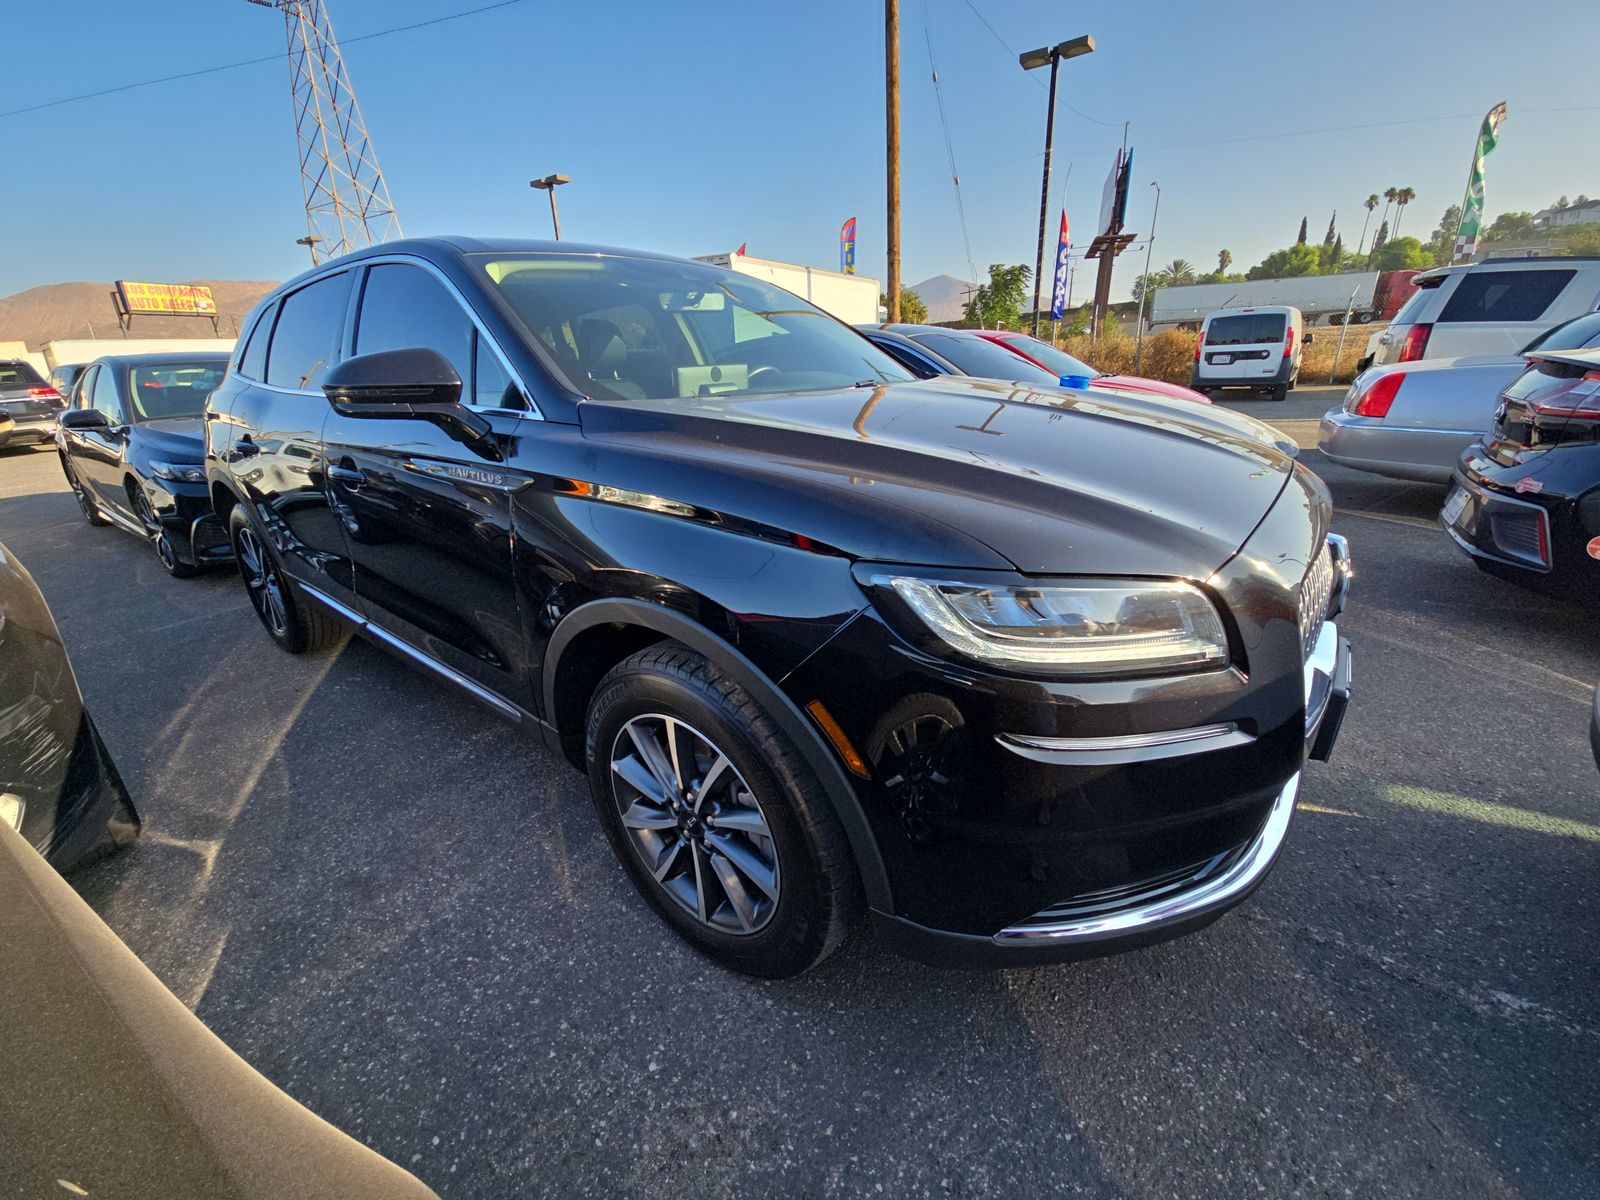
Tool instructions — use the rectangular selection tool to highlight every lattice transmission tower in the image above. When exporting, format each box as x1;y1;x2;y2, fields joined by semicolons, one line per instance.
247;0;402;263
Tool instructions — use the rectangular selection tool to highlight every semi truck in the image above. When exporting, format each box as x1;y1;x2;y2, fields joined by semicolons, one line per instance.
1151;269;1420;329
695;252;882;325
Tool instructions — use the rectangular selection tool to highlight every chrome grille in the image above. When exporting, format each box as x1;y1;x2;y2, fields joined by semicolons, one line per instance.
1298;543;1334;661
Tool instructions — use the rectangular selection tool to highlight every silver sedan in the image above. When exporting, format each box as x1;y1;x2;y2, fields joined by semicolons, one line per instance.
1319;311;1600;483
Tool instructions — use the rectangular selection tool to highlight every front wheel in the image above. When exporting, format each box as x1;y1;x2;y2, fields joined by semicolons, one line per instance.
228;506;344;654
134;487;196;579
584;643;860;977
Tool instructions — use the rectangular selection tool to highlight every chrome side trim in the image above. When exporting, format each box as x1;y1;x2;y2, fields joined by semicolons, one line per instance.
995;722;1253;766
296;582;522;721
102;506;147;539
1326;534;1352;618
993;771;1300;944
1305;619;1339;720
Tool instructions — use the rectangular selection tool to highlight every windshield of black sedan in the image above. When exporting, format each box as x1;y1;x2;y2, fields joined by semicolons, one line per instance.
127;362;227;420
476;254;911;402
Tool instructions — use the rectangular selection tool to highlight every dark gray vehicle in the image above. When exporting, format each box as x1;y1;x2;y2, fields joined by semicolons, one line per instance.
0;359;64;448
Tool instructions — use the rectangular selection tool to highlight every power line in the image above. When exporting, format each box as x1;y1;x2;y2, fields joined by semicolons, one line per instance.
0;0;532;120
920;1;981;287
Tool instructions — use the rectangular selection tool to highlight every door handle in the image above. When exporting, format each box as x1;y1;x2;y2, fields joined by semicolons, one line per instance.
327;463;366;488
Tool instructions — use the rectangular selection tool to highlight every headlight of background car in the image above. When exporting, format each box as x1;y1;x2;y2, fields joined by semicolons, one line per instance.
150;461;206;484
875;575;1228;674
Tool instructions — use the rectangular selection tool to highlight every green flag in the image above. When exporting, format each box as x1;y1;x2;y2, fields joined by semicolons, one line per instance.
1453;102;1507;262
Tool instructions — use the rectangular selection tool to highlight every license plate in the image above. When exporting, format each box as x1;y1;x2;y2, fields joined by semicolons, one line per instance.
1212;354;1233;365
1441;485;1470;526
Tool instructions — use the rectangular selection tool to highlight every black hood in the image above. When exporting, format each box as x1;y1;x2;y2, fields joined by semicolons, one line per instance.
132;416;206;460
576;378;1295;578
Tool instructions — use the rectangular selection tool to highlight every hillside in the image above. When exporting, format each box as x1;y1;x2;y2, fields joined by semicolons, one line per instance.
0;280;279;348
908;273;976;324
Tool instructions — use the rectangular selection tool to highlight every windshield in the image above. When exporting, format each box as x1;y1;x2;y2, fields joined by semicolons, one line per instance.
907;331;1061;385
998;335;1097;379
127;361;227;420
1522;310;1600;353
1204;313;1286;345
475;254;911;403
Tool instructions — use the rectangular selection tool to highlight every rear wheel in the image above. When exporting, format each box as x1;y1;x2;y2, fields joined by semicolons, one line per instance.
1270;385;1288;402
228;506;344;654
584;643;859;977
63;460;108;526
133;486;196;579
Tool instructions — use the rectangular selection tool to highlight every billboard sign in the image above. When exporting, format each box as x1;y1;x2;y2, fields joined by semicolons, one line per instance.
114;281;218;317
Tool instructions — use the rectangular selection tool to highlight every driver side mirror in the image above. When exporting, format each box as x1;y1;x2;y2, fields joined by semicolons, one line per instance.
321;348;498;458
60;409;108;430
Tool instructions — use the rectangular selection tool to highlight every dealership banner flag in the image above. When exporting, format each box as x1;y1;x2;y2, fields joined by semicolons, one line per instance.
1453;102;1507;263
840;217;857;274
1050;210;1071;320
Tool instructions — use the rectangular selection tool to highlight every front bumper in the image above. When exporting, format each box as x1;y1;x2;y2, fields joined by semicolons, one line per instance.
145;480;234;566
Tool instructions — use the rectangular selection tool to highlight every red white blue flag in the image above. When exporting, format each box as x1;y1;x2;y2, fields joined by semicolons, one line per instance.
1050;210;1071;320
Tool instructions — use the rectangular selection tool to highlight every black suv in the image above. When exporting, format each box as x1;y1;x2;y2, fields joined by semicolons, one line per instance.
206;238;1352;977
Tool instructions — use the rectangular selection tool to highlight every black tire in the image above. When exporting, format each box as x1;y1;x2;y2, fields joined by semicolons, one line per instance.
63;460;108;526
133;485;197;579
1270;385;1288;402
584;642;860;978
227;506;345;654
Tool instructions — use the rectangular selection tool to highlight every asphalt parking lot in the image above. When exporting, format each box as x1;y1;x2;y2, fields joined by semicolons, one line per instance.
3;386;1596;1199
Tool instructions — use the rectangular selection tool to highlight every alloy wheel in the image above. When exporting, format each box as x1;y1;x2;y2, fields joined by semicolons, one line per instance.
235;525;289;638
135;491;178;571
609;713;780;935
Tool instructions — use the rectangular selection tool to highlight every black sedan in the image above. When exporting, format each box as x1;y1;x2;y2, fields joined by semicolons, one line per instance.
0;537;139;871
1441;345;1600;598
207;237;1352;977
58;352;233;577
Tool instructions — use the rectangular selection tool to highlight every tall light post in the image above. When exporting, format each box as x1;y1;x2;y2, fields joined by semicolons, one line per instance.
529;173;571;240
295;234;324;266
1133;180;1161;374
1020;34;1094;337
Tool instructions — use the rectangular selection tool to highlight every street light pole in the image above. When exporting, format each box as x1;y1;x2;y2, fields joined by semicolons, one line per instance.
295;234;324;266
1134;181;1161;374
1020;35;1094;338
529;174;571;240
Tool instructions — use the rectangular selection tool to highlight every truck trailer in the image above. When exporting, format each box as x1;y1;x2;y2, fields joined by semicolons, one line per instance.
695;252;882;325
1152;270;1419;329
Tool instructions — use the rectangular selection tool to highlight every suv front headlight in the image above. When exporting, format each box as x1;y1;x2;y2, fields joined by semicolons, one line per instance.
872;574;1229;675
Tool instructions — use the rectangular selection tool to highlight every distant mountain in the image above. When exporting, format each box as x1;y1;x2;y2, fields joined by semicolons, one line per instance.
908;273;976;324
0;280;279;348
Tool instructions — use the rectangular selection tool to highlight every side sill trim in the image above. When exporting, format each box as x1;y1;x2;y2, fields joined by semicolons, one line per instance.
995;722;1253;766
297;582;523;721
994;771;1300;945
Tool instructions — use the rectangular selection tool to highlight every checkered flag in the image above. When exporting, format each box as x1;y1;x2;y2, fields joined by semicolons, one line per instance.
1452;103;1507;264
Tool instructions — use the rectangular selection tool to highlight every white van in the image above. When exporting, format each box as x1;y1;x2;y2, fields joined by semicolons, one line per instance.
1190;305;1307;402
1372;256;1600;366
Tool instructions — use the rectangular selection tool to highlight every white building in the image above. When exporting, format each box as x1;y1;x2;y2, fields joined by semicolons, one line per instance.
1533;199;1600;229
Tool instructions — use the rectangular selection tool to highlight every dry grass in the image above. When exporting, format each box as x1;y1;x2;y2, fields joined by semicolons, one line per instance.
1058;322;1385;387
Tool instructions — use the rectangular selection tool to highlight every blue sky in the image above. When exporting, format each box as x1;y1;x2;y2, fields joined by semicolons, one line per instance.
4;0;1598;301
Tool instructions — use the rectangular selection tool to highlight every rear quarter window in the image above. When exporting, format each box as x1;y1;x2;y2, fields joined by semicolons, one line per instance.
236;303;275;380
1438;270;1575;323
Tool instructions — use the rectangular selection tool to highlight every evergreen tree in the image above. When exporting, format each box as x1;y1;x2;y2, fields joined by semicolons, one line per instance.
1296;217;1308;246
1323;212;1337;247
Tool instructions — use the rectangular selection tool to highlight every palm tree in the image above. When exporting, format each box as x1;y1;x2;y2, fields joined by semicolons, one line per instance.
1162;259;1196;286
1391;187;1417;240
1380;187;1398;242
1357;194;1380;255
1216;249;1232;275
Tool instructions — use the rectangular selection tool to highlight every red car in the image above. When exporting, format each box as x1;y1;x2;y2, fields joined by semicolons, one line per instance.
976;330;1211;405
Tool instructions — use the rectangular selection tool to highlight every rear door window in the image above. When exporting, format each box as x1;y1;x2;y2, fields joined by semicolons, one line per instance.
1204;314;1285;345
1438;270;1575;323
266;273;351;390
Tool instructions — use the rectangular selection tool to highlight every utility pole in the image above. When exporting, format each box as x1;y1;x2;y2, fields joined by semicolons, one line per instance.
885;0;901;322
1133;181;1161;374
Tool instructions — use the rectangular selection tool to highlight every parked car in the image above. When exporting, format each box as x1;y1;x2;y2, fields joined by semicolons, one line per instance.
1441;345;1600;596
0;816;439;1200
1191;306;1309;401
48;361;88;400
0;537;140;871
1320;311;1600;483
859;324;1296;457
0;412;14;452
0;358;65;447
1372;257;1600;367
208;237;1353;977
972;328;1214;405
57;352;234;577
